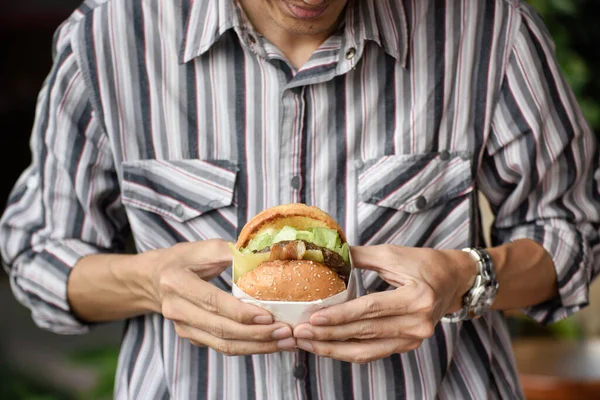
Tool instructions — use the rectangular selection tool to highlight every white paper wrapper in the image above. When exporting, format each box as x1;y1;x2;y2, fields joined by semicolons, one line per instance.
232;256;356;328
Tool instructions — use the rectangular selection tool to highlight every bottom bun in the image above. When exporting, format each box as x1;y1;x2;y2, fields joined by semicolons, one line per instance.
236;260;346;301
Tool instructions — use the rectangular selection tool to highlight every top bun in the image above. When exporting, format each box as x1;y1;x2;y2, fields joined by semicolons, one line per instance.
236;203;346;249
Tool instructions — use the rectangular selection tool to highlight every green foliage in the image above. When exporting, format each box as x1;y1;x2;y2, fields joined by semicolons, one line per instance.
527;0;600;132
0;344;119;400
550;316;584;340
0;356;72;400
528;0;576;16
68;346;120;400
507;312;584;341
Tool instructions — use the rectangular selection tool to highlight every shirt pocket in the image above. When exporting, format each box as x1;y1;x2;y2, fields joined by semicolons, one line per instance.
356;152;475;249
121;159;239;250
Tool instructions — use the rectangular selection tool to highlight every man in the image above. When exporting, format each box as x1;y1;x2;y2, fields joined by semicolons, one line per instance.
1;0;598;398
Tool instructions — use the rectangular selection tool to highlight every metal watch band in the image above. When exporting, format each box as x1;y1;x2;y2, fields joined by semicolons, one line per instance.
441;248;499;323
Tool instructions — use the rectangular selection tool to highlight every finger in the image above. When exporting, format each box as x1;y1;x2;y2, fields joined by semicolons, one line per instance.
172;239;232;268
350;245;404;272
162;271;274;325
309;289;417;326
294;314;433;342
296;337;421;364
164;296;292;341
176;323;298;356
348;245;378;271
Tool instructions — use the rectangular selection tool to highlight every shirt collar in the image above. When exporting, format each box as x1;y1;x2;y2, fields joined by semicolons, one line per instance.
345;0;408;67
180;0;241;64
180;0;409;68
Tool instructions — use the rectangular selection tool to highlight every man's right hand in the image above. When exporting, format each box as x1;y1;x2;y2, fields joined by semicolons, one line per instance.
147;239;296;355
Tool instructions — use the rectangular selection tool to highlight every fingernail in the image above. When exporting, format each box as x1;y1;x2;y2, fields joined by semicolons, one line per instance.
277;338;296;350
294;329;313;339
253;315;273;325
297;339;313;352
272;327;292;340
311;316;329;326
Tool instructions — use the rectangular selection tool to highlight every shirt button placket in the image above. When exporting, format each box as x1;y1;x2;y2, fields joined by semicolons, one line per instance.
293;364;306;380
291;175;301;190
279;87;305;204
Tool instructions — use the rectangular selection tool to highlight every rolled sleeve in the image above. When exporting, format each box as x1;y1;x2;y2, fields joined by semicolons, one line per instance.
496;223;594;324
0;21;127;334
8;241;104;334
481;4;600;324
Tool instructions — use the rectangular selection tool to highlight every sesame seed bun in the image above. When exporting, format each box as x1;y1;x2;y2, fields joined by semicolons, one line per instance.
236;203;346;250
236;259;346;302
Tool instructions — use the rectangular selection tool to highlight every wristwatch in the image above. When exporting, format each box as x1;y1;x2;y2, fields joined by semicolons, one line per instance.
441;248;499;323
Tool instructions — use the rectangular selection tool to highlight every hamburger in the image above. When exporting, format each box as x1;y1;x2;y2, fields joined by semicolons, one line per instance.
230;204;351;302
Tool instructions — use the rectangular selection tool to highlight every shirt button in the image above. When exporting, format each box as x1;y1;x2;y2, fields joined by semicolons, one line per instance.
291;175;301;190
290;86;304;97
439;150;450;161
27;175;39;189
345;48;356;60
173;204;185;218
415;196;427;210
293;364;306;379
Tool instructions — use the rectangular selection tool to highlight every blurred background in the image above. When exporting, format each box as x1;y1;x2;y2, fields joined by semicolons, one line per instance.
1;1;124;400
1;0;600;399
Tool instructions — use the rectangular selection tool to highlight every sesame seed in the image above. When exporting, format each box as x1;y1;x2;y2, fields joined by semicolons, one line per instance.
316;289;320;292
303;286;308;290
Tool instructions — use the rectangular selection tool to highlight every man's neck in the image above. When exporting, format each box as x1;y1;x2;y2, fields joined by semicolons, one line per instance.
269;33;330;70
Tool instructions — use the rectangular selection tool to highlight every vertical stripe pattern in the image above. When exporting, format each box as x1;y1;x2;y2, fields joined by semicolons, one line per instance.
1;0;599;399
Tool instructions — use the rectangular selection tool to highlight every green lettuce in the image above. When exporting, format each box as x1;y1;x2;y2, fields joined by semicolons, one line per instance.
242;225;350;263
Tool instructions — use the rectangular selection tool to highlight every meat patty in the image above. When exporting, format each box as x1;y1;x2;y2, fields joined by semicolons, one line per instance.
255;240;351;283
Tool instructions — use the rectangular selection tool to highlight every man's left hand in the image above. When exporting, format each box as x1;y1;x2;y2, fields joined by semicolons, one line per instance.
293;245;476;363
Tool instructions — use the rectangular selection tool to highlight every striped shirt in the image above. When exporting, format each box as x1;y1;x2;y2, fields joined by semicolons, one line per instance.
2;0;599;398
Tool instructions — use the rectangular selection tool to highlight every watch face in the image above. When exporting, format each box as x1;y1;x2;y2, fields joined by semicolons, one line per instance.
470;282;499;316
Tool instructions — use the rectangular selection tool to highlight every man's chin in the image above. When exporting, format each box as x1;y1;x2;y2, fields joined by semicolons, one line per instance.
274;0;344;36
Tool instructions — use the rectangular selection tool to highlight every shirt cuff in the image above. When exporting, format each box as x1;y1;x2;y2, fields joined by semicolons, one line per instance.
494;222;592;325
10;239;104;335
